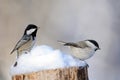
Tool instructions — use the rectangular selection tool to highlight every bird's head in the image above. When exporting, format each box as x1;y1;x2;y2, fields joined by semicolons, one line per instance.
24;24;40;36
85;40;100;51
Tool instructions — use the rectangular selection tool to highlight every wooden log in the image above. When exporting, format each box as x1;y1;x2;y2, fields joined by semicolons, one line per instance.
12;66;88;80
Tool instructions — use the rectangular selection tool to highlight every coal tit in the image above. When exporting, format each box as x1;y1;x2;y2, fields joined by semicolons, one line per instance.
10;24;39;58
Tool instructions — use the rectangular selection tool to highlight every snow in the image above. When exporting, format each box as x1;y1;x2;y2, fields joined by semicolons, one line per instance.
10;45;86;76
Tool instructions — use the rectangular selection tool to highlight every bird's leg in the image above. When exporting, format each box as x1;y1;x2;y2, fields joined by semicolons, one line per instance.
79;60;89;69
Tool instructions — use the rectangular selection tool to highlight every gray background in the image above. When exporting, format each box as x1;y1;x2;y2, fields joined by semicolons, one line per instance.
0;0;120;80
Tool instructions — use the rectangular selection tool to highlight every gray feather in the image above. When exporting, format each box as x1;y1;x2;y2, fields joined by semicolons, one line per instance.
76;41;88;48
10;35;31;54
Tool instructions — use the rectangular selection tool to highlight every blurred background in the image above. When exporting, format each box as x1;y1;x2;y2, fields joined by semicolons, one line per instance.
0;0;120;80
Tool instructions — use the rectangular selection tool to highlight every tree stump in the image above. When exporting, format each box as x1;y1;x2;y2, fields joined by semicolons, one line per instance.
12;66;88;80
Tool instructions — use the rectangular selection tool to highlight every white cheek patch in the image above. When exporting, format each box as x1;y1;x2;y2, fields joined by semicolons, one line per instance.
86;41;96;49
27;29;36;35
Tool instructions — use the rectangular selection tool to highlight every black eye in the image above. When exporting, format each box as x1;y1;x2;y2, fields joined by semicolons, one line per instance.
95;48;97;51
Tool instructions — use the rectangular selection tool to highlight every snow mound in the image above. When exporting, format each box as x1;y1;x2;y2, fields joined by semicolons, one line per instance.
10;45;86;76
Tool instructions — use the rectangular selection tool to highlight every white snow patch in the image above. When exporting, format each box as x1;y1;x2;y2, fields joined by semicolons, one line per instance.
10;45;86;76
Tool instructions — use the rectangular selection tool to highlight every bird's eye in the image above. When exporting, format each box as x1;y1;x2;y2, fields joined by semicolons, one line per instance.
95;48;97;51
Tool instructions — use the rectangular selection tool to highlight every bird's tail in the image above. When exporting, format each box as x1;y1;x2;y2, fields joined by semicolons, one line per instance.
57;40;73;46
57;40;77;47
10;49;15;54
57;40;67;44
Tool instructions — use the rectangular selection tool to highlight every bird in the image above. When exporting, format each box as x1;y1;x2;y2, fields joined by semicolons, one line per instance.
58;40;100;61
10;24;39;58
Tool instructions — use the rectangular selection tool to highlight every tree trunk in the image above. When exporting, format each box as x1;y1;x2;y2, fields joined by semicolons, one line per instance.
12;67;88;80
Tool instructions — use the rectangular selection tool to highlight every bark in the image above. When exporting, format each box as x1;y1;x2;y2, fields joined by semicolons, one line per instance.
12;67;88;80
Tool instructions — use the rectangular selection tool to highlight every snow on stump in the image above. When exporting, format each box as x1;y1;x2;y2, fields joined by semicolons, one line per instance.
10;45;89;80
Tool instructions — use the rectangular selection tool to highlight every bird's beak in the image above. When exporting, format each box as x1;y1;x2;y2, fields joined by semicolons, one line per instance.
38;27;40;30
98;48;101;50
95;48;101;51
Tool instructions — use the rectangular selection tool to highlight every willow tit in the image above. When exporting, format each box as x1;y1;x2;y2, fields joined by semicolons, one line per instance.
58;40;100;61
10;24;39;58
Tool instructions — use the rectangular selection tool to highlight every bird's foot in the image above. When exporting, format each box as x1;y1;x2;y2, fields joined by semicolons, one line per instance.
85;63;89;68
79;61;89;69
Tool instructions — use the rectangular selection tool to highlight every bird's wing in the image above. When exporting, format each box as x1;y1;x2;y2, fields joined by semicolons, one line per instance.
64;42;80;47
57;40;80;47
10;35;30;54
77;41;88;48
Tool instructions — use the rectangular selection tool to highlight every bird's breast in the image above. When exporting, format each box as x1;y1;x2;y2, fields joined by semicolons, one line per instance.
70;47;95;60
